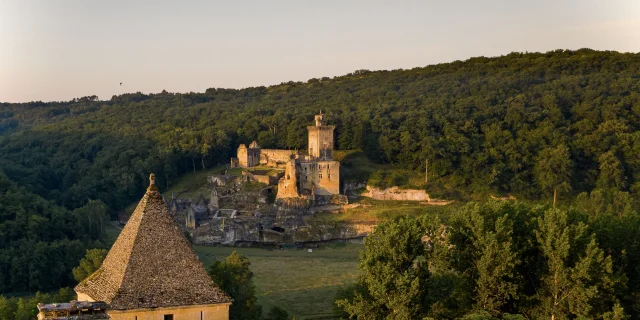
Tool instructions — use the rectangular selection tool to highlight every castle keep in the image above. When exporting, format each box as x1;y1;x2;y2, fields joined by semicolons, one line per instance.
231;113;342;201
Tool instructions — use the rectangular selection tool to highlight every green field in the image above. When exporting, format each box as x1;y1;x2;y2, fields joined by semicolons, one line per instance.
194;244;362;319
314;197;451;223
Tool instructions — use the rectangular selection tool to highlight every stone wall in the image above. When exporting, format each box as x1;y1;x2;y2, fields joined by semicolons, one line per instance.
315;160;340;195
252;174;272;185
192;214;375;245
229;157;239;168
259;149;297;166
314;194;348;205
298;160;340;195
106;302;230;320
237;144;260;167
362;186;430;201
242;171;278;185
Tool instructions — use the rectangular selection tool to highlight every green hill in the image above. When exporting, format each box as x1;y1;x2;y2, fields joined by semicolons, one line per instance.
2;49;639;214
2;49;640;295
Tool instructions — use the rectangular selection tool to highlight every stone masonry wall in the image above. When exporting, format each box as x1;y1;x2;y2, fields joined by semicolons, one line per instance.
107;303;230;320
260;149;297;166
362;186;430;201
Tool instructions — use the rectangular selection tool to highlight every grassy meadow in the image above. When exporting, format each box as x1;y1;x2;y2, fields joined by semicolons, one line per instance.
195;244;362;319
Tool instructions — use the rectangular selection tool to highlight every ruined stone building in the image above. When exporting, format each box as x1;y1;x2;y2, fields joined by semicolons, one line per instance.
185;193;211;229
231;113;342;201
69;174;231;320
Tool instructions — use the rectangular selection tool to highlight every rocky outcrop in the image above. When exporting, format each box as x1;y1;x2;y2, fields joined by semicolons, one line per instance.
191;215;376;245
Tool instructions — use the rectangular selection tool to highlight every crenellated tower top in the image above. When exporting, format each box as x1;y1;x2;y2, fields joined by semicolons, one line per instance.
314;112;325;127
308;112;335;160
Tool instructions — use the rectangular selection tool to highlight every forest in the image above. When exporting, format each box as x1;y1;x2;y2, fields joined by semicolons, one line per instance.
336;201;639;319
1;49;640;314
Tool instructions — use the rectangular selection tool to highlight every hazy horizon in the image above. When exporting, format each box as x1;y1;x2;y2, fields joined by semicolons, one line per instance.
1;0;639;103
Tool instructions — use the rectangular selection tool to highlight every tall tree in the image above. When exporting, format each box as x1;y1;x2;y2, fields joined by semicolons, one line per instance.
72;249;108;283
534;208;615;320
470;213;518;316
208;251;262;320
535;144;572;207
337;217;430;319
596;151;626;191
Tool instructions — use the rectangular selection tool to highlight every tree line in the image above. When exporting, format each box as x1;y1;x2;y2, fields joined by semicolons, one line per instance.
336;201;638;319
1;49;639;213
0;171;109;294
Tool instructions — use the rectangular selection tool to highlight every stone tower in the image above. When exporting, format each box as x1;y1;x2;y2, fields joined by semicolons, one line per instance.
236;142;260;167
75;174;231;319
276;158;300;199
307;112;335;160
209;186;219;210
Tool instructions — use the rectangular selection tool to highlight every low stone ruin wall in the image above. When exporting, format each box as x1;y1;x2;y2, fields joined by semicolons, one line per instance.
314;194;349;205
260;149;298;165
252;174;275;185
362;186;430;201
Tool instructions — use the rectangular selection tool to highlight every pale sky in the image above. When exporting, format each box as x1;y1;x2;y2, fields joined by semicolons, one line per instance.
1;0;639;103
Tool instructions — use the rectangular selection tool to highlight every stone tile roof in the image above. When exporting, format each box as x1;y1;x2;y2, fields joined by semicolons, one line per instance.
75;174;231;310
38;301;108;313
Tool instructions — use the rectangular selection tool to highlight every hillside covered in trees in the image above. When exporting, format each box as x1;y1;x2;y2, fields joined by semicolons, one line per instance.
337;202;640;319
1;49;640;295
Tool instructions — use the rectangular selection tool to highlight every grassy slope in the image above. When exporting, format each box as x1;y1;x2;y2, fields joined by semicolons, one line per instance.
315;197;451;222
163;166;227;199
336;150;424;188
195;244;361;319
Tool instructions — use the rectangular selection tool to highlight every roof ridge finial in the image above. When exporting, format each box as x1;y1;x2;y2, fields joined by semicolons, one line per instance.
148;173;158;191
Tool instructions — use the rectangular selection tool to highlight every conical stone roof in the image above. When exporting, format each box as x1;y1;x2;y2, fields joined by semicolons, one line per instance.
75;174;230;310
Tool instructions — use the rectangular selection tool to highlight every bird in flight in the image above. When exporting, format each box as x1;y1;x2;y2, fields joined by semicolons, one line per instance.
120;82;123;86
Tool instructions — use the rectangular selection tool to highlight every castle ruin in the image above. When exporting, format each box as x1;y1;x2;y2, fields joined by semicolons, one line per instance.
231;113;343;202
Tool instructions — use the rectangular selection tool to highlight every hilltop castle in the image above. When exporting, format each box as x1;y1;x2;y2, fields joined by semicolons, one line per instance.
230;113;342;202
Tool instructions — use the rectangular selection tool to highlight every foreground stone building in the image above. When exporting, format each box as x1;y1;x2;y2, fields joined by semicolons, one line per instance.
231;113;342;201
66;174;231;320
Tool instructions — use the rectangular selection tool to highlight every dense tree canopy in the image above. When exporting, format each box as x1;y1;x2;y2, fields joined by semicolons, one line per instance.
1;49;639;214
337;201;640;319
0;171;108;294
0;288;76;320
72;248;108;283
